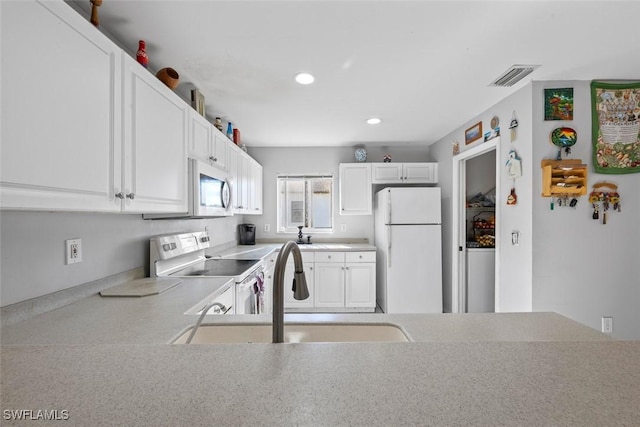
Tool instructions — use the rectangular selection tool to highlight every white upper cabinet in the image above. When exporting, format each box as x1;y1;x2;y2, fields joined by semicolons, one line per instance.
211;132;228;170
248;158;263;215
236;151;250;213
1;0;257;215
121;54;188;213
228;145;262;215
188;111;213;162
227;144;240;211
371;163;438;184
1;0;121;212
188;112;228;170
339;163;372;215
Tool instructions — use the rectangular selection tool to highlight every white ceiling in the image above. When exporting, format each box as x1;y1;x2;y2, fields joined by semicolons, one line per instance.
68;0;640;148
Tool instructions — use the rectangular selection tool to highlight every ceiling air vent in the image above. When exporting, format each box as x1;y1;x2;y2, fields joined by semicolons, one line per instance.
490;65;540;87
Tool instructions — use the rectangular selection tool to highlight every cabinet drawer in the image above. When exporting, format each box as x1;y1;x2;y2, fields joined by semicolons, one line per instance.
263;252;278;269
345;251;376;263
314;252;345;263
284;251;315;264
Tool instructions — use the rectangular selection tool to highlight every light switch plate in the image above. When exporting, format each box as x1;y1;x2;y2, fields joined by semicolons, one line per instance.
511;231;519;246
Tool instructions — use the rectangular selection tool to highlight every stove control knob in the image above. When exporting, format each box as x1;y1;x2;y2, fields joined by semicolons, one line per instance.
162;244;171;251
170;243;177;250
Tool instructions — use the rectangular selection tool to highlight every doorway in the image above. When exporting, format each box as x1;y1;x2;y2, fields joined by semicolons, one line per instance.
451;138;500;314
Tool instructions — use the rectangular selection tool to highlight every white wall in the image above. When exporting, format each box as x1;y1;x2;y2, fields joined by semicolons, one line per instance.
0;212;242;306
531;81;640;340
430;84;534;313
248;146;431;243
431;80;639;339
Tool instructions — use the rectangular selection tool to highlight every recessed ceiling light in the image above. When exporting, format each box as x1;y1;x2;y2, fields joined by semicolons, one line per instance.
294;72;315;85
367;118;382;125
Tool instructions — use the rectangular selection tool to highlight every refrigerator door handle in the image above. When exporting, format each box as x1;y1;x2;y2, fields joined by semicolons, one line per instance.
387;192;392;224
387;225;392;268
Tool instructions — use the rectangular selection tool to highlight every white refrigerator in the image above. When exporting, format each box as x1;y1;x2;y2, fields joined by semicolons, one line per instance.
374;187;442;313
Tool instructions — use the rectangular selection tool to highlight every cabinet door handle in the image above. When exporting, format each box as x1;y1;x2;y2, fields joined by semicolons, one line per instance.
126;193;135;200
115;192;125;199
209;156;217;162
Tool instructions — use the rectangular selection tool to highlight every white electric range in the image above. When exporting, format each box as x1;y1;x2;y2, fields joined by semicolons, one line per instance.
150;231;265;315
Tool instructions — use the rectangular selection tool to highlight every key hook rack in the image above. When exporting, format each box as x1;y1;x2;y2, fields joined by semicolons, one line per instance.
589;181;621;225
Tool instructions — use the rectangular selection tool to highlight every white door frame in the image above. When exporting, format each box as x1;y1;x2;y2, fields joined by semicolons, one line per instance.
451;137;500;313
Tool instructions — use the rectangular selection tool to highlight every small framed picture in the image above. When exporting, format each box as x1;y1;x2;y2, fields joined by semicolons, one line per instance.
544;88;573;121
465;121;483;145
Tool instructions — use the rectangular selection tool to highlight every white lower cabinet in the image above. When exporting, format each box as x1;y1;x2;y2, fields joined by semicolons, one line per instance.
285;251;376;312
283;251;315;308
283;263;316;309
261;252;277;315
345;262;376;308
314;263;346;308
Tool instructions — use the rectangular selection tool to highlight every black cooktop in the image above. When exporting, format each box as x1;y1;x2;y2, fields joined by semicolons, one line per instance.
174;259;261;277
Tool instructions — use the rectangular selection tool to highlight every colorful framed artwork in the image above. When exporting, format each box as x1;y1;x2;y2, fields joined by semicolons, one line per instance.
544;88;573;121
465;121;482;145
591;81;640;174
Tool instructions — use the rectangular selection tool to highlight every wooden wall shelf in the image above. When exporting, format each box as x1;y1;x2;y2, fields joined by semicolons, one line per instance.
541;159;588;197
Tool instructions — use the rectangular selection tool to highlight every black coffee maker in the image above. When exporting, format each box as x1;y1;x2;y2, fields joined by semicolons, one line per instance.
238;224;256;245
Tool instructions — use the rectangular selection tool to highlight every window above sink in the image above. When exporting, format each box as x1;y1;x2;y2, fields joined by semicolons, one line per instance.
277;174;334;234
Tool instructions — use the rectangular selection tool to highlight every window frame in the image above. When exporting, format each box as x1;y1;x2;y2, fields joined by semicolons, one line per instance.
276;174;334;234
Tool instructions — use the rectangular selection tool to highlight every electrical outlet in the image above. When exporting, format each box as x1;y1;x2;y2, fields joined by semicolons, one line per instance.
601;316;613;334
264;224;270;232
65;239;82;264
341;224;347;232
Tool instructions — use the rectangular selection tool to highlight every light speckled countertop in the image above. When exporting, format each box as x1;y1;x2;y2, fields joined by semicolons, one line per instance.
2;244;639;426
207;242;377;260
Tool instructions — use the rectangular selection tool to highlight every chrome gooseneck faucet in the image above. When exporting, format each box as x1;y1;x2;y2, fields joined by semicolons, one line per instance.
273;241;309;343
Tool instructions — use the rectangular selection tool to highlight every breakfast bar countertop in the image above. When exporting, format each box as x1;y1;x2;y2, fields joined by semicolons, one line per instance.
1;259;639;425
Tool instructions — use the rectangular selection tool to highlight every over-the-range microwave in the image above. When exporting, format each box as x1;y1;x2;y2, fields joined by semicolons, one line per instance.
144;159;232;219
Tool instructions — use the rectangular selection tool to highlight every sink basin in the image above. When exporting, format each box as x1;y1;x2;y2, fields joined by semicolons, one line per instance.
173;323;410;344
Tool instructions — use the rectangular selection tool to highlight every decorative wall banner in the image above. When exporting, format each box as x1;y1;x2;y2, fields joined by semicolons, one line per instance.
591;81;640;174
544;88;574;121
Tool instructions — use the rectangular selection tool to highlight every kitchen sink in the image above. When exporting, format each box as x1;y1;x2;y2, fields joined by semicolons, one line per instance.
173;323;410;344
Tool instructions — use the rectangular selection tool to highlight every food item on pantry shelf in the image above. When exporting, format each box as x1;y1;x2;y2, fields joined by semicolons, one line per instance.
476;234;495;247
